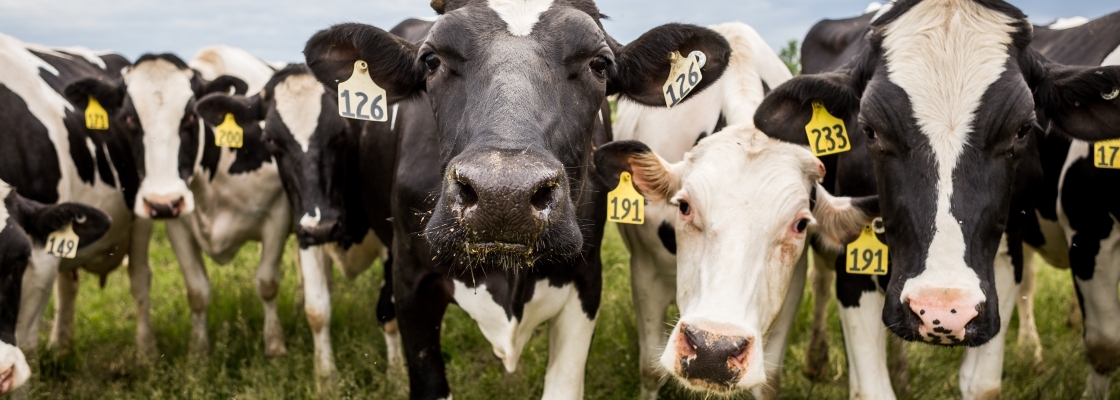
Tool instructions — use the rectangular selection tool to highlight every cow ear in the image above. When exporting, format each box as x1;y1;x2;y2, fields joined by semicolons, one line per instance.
1030;54;1120;141
753;72;860;146
594;141;680;202
811;186;879;251
64;78;126;114
609;24;732;107
8;194;112;247
304;23;425;104
195;93;264;128
196;75;249;98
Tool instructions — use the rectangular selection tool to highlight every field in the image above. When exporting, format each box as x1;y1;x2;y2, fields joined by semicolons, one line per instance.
26;222;1114;399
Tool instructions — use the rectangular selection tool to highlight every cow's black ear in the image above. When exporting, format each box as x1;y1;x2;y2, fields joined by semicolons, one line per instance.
609;24;731;107
8;194;111;247
593;140;679;202
753;72;860;146
197;75;249;98
64;78;126;114
1030;51;1120;140
195;93;263;128
304;23;425;104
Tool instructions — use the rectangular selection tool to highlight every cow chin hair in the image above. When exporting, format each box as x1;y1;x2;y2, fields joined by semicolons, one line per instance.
424;222;583;274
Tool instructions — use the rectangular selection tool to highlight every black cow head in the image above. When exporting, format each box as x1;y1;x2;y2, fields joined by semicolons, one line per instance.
304;0;731;268
755;0;1120;346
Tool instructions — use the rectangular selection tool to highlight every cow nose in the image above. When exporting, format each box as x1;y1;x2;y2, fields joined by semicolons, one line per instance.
907;289;981;345
297;219;339;246
143;196;185;219
450;158;565;245
675;323;752;387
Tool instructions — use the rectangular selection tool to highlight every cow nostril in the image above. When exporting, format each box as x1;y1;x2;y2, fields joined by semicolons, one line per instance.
530;184;555;211
457;181;478;207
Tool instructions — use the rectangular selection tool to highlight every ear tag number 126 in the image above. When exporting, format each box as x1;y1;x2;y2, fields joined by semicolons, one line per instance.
85;96;109;130
607;172;644;225
47;224;80;259
663;51;706;109
846;218;887;275
1094;138;1120;169
805;101;850;156
338;60;388;122
214;113;244;148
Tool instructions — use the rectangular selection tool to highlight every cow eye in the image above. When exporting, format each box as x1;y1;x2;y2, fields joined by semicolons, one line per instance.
1017;122;1033;140
589;56;609;75
423;54;441;72
794;218;810;234
678;200;690;216
863;126;876;140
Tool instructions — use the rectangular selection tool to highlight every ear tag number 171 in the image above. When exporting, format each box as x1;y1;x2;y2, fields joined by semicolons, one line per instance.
1094;138;1120;169
607;172;644;225
338;60;388;122
663;51;706;109
846;218;887;275
805;101;850;156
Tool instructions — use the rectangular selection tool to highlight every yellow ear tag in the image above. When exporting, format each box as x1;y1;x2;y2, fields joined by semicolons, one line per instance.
663;51;706;109
607;171;645;225
46;224;80;259
804;101;850;156
338;60;388;122
214;113;244;149
84;96;109;130
846;218;887;275
1093;139;1120;169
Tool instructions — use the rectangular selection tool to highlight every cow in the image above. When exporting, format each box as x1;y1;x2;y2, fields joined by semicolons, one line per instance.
0;181;112;393
64;46;292;357
594;124;877;397
0;33;158;365
755;0;1120;398
607;21;794;399
302;0;733;397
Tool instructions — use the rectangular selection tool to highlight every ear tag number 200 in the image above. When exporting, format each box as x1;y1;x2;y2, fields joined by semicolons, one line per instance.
214;113;244;148
804;101;850;157
338;60;388;122
607;172;645;225
846;218;887;275
663;51;706;109
1094;139;1120;169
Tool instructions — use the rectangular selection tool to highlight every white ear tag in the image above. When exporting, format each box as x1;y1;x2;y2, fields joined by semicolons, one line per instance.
47;224;80;259
337;60;389;122
662;51;706;109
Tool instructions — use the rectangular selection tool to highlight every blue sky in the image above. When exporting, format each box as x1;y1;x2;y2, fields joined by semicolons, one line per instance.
0;1;1115;63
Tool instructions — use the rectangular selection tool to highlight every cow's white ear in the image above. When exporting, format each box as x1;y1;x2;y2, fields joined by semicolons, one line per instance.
593;140;680;202
810;185;878;251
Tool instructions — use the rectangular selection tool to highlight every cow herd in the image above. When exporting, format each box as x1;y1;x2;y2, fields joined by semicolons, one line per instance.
1;0;1119;398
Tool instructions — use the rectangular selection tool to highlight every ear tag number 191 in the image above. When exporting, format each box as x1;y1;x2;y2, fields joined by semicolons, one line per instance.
663;51;706;109
85;96;109;130
607;172;644;225
214;113;244;148
846;218;887;275
804;101;850;156
1094;138;1120;169
338;60;388;122
47;224;80;259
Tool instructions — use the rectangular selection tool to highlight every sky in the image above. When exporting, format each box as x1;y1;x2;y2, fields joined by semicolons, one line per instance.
0;0;1116;63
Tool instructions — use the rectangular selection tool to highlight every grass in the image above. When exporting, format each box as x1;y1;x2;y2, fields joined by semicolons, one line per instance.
26;222;1115;399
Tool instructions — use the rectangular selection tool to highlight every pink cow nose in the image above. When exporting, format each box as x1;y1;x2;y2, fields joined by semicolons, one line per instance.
907;290;980;345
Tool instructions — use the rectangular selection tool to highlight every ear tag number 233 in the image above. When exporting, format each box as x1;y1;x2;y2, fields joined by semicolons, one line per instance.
805;101;850;157
663;51;706;109
846;217;887;275
607;172;644;225
338;60;388;122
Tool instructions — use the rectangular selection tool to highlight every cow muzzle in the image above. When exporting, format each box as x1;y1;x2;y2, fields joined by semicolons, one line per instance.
905;288;982;346
663;321;758;391
142;195;186;219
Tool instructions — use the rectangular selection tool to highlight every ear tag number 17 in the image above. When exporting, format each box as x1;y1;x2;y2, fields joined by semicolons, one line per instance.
607;172;644;225
1094;138;1120;169
846;217;887;275
338;60;388;122
804;101;850;156
663;51;706;109
47;223;80;259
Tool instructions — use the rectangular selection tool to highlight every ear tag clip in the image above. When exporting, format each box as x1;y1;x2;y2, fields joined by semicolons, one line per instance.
47;224;80;259
846;217;887;275
85;96;109;130
804;101;850;156
607;171;645;225
663;51;706;109
214;113;244;148
338;60;389;122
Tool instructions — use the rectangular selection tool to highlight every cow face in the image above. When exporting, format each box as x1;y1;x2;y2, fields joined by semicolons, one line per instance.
304;0;731;268
755;0;1120;346
594;127;877;392
64;54;249;219
196;65;355;247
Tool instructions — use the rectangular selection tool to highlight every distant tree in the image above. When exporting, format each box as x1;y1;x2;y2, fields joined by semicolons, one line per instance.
779;39;801;76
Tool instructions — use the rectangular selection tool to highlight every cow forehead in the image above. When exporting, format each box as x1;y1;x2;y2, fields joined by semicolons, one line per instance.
125;60;194;118
272;73;325;153
488;0;554;37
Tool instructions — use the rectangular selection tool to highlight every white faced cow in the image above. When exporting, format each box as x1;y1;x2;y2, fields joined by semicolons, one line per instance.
67;46;292;357
595;126;876;397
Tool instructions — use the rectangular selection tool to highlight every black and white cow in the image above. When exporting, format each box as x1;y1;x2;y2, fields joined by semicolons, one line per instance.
302;0;732;397
595;125;877;397
756;0;1120;398
608;21;795;399
0;33;160;363
66;46;292;357
0;181;112;393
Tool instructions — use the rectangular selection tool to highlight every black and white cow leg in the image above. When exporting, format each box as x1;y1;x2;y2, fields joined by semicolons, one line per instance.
298;246;337;386
887;333;909;398
1016;245;1043;366
958;235;1019;399
257;210;290;358
127;218;158;357
166;219;211;355
376;254;404;371
1073;233;1120;399
752;247;810;400
15;253;63;361
542;285;598;400
834;253;895;399
623;228;676;400
47;270;79;351
804;250;833;382
396;272;452;400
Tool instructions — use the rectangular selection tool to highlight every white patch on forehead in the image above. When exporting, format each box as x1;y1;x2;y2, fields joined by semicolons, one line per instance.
273;74;324;153
884;0;1015;302
0;180;10;232
488;0;554;37
1047;16;1088;30
127;59;197;213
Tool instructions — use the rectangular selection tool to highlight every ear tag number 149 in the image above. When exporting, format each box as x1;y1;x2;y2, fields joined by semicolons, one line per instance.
663;51;706;109
47;224;80;259
804;101;849;156
1094;138;1120;169
846;218;887;275
607;172;644;225
338;60;388;122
